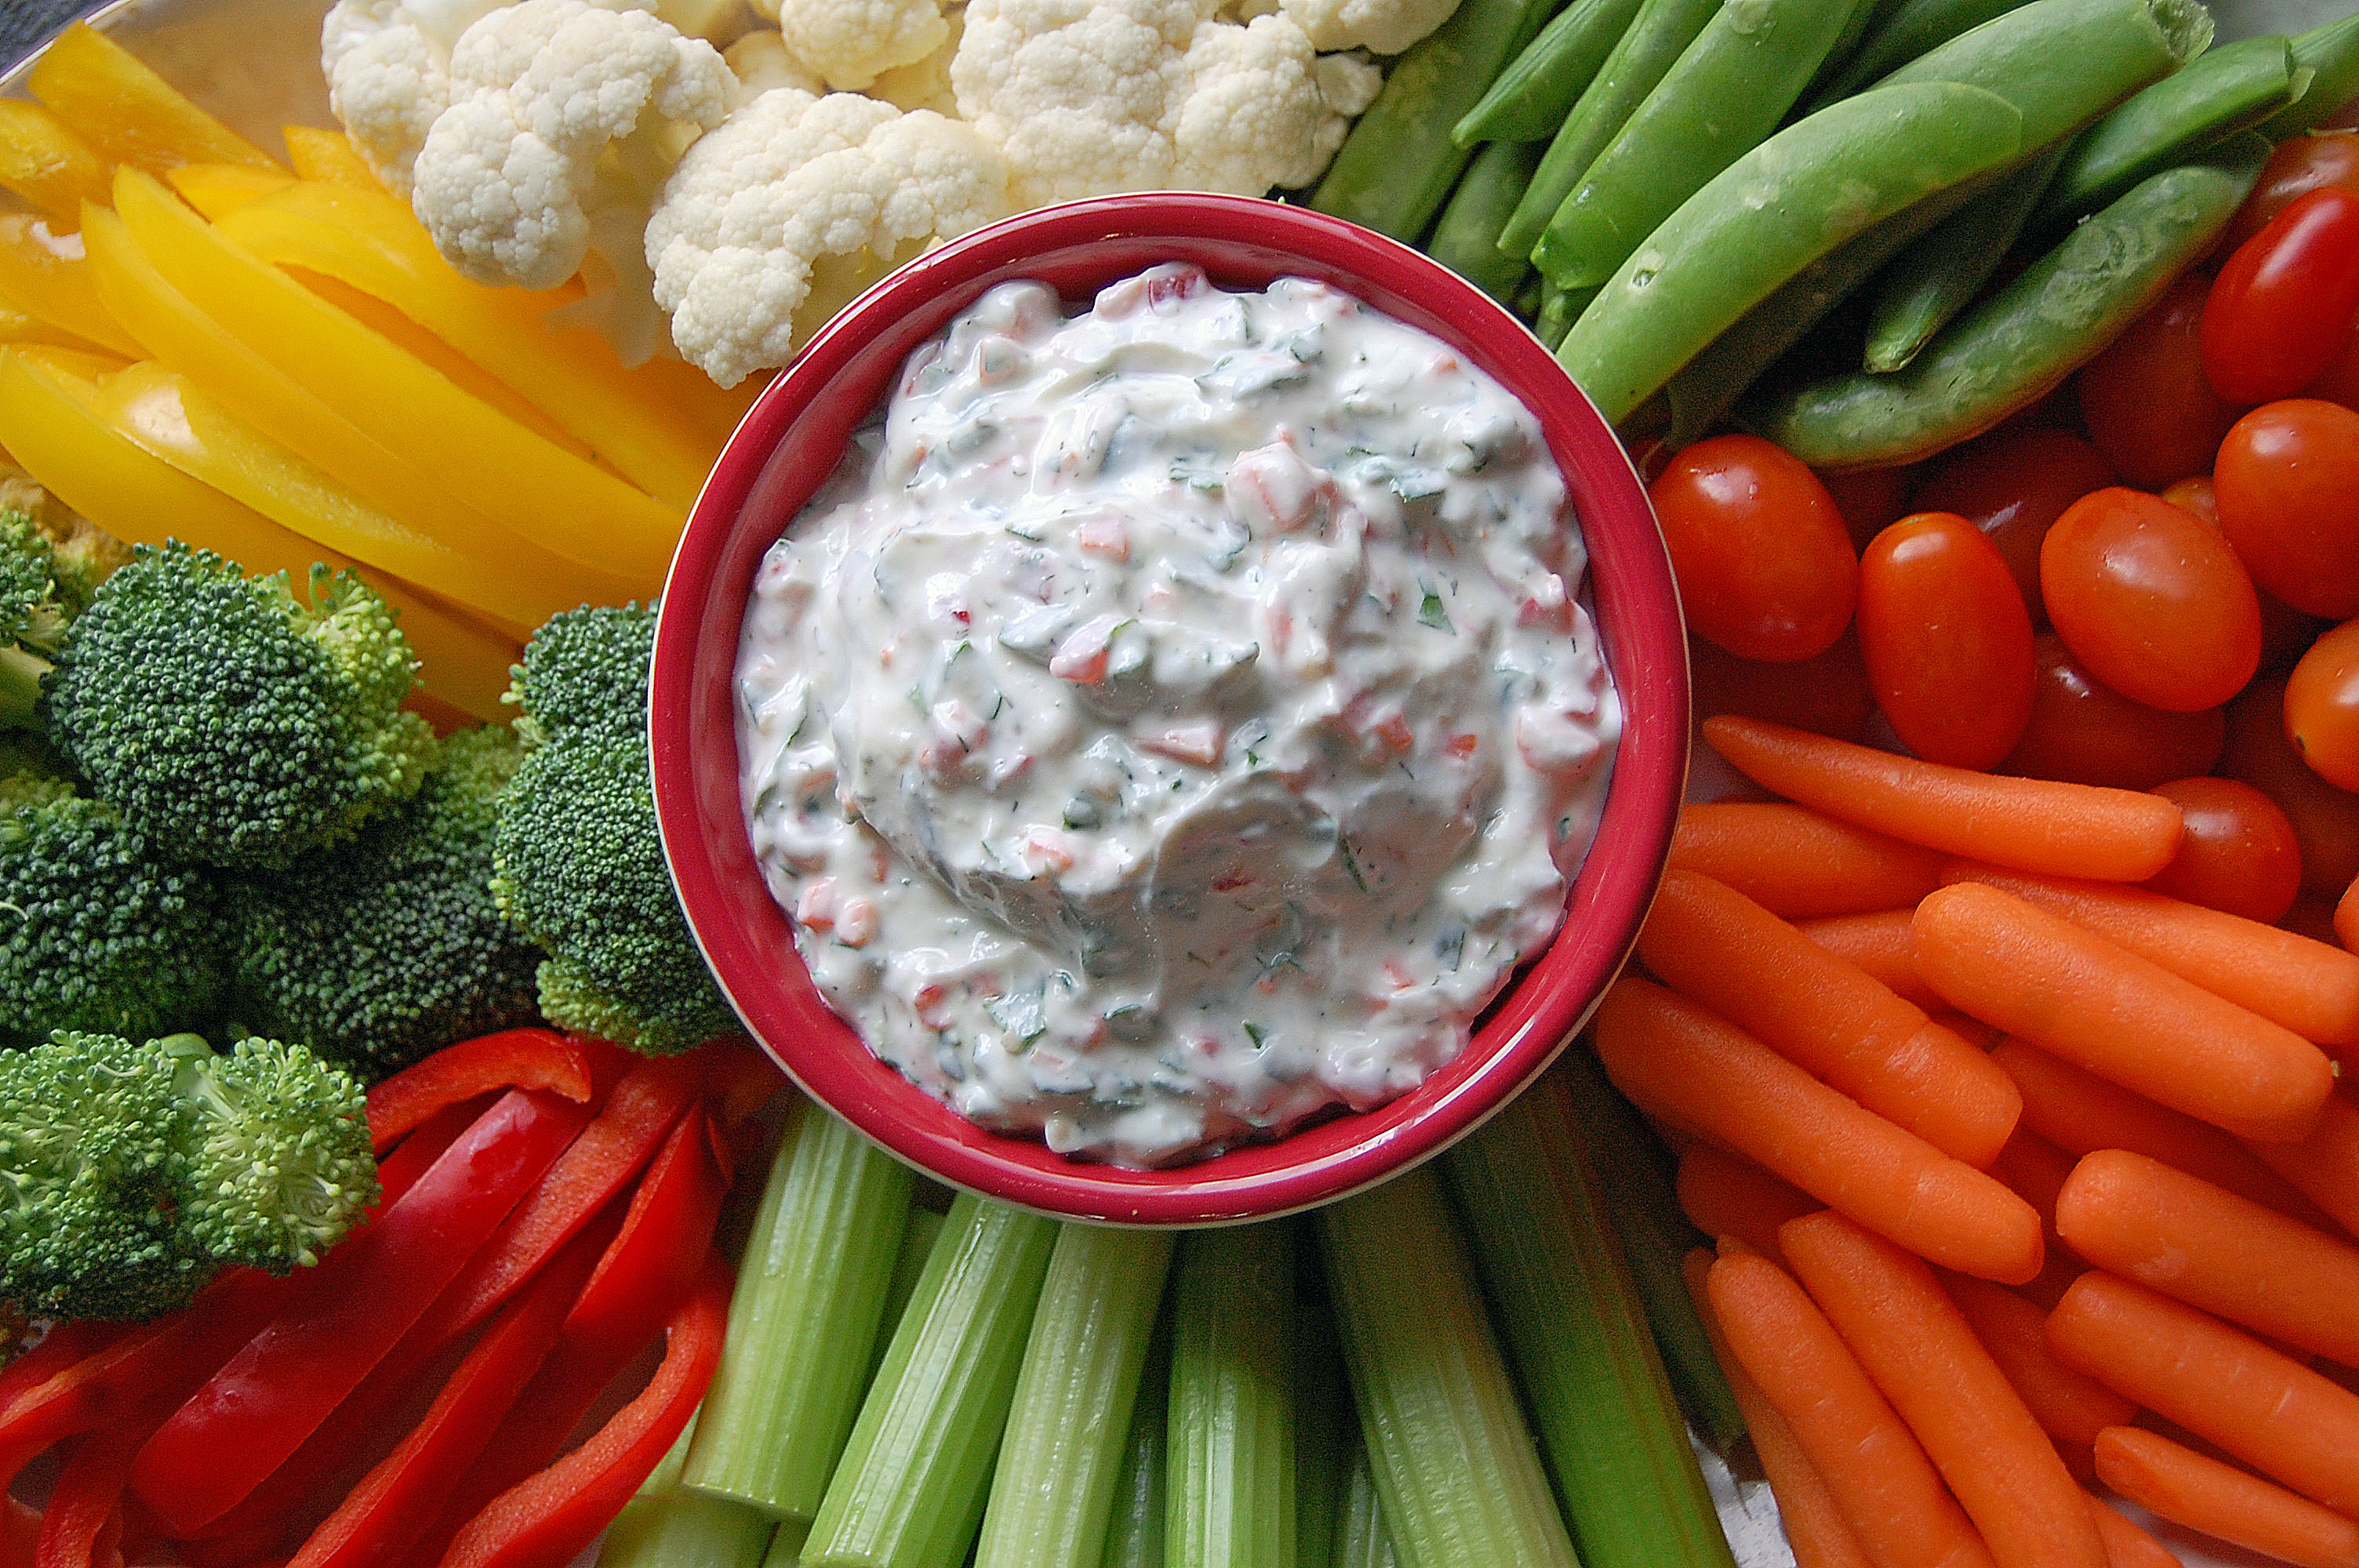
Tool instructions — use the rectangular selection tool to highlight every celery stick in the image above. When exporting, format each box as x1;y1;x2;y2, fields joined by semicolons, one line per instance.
867;1207;947;1382
803;1194;1059;1568
598;1492;777;1568
1292;1243;1352;1568
1318;1168;1579;1568
1445;1073;1739;1568
1167;1222;1298;1568
973;1225;1176;1568
685;1100;915;1520
1332;1436;1399;1568
1554;1047;1745;1449
1100;1312;1174;1568
764;1519;814;1568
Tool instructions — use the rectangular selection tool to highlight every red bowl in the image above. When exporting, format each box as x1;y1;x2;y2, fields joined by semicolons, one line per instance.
651;191;1687;1224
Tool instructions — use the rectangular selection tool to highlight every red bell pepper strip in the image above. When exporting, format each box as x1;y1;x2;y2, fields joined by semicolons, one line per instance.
437;1258;732;1568
4;1497;37;1568
34;1429;136;1568
171;1523;293;1568
370;1098;488;1210
686;1039;784;1127
365;1032;595;1156
130;1088;594;1537
0;1323;118;1414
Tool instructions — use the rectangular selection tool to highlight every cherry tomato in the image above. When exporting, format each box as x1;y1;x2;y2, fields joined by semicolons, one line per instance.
2201;187;2359;405
2223;672;2359;897
1909;426;2117;622
1816;465;1915;551
2038;487;2263;712
2303;315;2359;409
2000;633;2225;789
2077;273;2248;491
2142;776;2303;924
2220;129;2359;256
1856;511;2034;769
2212;397;2359;619
1688;630;1874;742
2337;869;2359;950
2159;474;2329;671
2288;618;2359;793
1648;434;1858;662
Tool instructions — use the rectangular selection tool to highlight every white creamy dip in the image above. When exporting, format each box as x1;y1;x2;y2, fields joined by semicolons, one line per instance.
736;262;1621;1167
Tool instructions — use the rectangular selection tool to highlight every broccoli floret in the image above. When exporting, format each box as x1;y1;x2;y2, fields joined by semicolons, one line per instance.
0;772;228;1048
0;1030;373;1321
45;542;437;871
232;725;543;1079
0;510;73;729
491;604;736;1057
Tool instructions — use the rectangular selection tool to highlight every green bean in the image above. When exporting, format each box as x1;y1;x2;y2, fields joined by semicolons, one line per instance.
2256;9;2359;143
1497;0;1722;259
1864;146;2065;372
2033;34;2300;231
1531;0;1862;289
1747;132;2269;470
1310;0;1565;241
1556;79;2026;426
1455;0;1649;147
1427;139;1545;302
1800;0;2033;112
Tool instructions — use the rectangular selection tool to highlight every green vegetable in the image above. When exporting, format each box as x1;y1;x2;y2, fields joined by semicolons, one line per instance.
1318;1167;1579;1568
803;1193;1058;1568
230;724;542;1079
1330;1434;1399;1568
1557;79;2027;424
975;1225;1174;1568
599;1422;778;1568
1530;0;1862;289
1747;133;2269;468
1452;0;1648;147
1445;1071;1737;1568
685;1098;916;1520
1427;139;1545;302
1310;0;1565;241
490;603;736;1056
1800;0;2031;111
0;509;71;728
0;1029;377;1321
1166;1222;1297;1568
872;1205;947;1381
1292;1260;1353;1568
1098;1311;1172;1568
2257;9;2359;141
43;541;434;872
1536;278;1596;349
1864;147;2066;372
1499;0;1724;259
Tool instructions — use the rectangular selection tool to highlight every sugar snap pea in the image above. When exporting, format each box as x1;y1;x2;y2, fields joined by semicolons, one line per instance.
2256;9;2359;142
1429;139;1545;302
1864;146;2066;372
1556;79;2026;424
1536;278;1599;349
1799;0;2031;113
1529;0;1862;290
1497;0;1722;259
1455;0;1650;147
1747;133;2270;470
2032;34;2301;231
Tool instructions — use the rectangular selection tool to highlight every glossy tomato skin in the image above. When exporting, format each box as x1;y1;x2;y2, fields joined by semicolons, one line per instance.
2143;776;2303;924
2001;633;2226;789
2159;475;2329;670
2220;130;2359;256
1856;512;2035;769
2213;398;2359;619
1910;428;2115;625
2201;187;2359;405
1688;630;1874;742
2077;274;2247;492
1649;434;1858;662
2224;671;2359;897
2287;618;2359;793
2039;487;2263;713
1817;465;1916;551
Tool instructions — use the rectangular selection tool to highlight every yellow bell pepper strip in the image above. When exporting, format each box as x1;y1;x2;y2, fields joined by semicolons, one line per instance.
79;199;645;610
165;161;296;218
282;125;383;189
216;181;720;512
0;215;141;358
0;347;518;719
27;21;281;177
112;169;683;587
0;277;120;357
0;100;112;230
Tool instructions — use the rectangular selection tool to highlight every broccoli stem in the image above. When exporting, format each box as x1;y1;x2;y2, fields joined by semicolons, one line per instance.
0;644;49;728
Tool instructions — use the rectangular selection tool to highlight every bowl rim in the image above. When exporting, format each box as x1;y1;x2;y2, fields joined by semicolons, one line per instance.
651;191;1688;1225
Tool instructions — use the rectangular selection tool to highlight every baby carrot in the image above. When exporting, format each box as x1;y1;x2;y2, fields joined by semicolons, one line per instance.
1705;1248;1997;1568
2084;1494;2188;1568
1990;1039;2336;1229
1594;977;2045;1283
1780;1211;2108;1568
1639;870;2020;1167
1681;1249;1877;1568
2045;1271;2359;1515
2246;1094;2359;1238
2055;1148;2359;1367
1676;1145;1820;1263
1986;1128;2087;1312
1913;882;2335;1145
1702;715;2185;881
1940;1274;2137;1451
1945;862;2359;1049
1669;802;1945;917
1794;911;1943;1011
2094;1425;2359;1568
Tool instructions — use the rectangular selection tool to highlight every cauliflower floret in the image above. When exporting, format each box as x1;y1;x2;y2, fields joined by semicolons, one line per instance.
724;27;827;92
410;0;739;291
951;0;1366;206
1277;0;1456;54
869;5;964;114
758;0;949;90
646;87;1009;387
321;0;509;196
